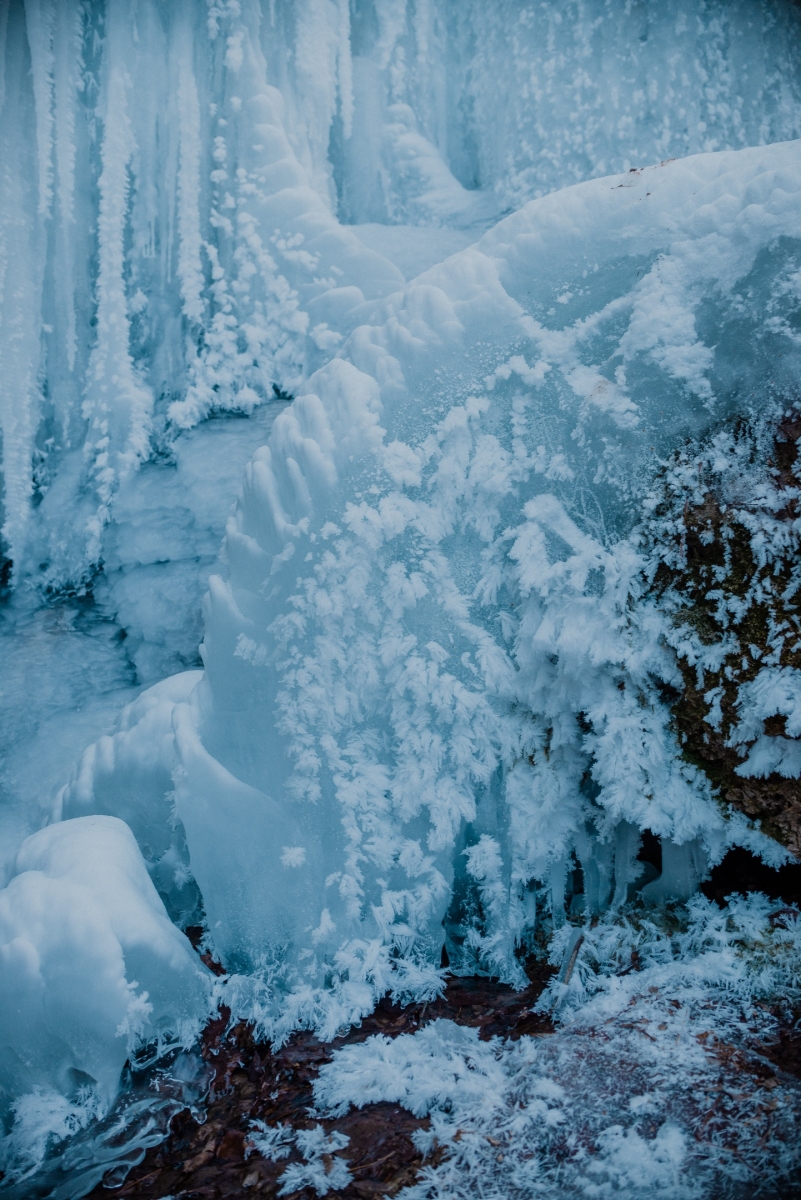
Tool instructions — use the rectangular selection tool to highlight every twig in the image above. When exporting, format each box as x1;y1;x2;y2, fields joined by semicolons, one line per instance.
562;933;585;986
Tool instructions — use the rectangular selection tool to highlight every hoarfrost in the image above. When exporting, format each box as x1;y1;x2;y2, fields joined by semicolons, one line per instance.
1;4;801;1194
309;895;801;1198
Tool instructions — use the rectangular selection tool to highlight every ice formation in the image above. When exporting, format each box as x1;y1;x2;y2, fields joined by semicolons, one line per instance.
0;816;210;1110
156;144;801;1008
2;0;801;1190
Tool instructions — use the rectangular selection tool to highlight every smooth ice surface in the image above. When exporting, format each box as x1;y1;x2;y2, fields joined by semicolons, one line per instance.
0;817;210;1123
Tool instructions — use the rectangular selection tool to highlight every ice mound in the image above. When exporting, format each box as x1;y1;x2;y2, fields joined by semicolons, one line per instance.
56;143;796;1038
0;816;211;1122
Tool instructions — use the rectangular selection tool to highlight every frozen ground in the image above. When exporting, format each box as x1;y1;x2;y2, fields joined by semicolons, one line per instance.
2;2;801;1197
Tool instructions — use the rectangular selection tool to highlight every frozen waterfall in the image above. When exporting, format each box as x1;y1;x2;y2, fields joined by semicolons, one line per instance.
3;0;801;589
1;1;801;1194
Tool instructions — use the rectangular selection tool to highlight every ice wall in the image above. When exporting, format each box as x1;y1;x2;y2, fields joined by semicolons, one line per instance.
58;143;801;1038
2;0;801;596
183;143;801;1006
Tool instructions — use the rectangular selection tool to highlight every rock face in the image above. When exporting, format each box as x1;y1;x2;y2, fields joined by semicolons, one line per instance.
647;411;801;855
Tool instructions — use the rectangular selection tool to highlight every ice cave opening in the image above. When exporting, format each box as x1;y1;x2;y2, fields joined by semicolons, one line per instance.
2;1;801;1196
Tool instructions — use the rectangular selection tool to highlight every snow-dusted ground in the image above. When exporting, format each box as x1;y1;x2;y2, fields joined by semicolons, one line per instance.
308;896;801;1199
2;2;801;1195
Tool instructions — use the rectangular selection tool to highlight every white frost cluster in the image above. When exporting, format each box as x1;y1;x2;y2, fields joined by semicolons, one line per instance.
249;1120;352;1196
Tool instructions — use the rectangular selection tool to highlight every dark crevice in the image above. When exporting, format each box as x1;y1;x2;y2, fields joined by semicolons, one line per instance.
701;847;801;907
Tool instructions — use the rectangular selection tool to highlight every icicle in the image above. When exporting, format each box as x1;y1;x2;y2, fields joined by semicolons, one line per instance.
176;7;205;325
52;0;79;230
549;857;568;927
23;0;55;218
412;0;430;72
292;0;340;206
611;822;642;908
374;0;407;72
83;4;152;561
336;0;353;140
521;881;536;933
0;3;46;571
641;839;708;906
0;0;10;119
52;0;80;373
579;837;614;916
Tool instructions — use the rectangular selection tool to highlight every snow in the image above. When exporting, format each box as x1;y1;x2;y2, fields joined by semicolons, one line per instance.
1;1;801;1191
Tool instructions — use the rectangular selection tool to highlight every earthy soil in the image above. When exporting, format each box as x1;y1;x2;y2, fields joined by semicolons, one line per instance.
86;969;555;1200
